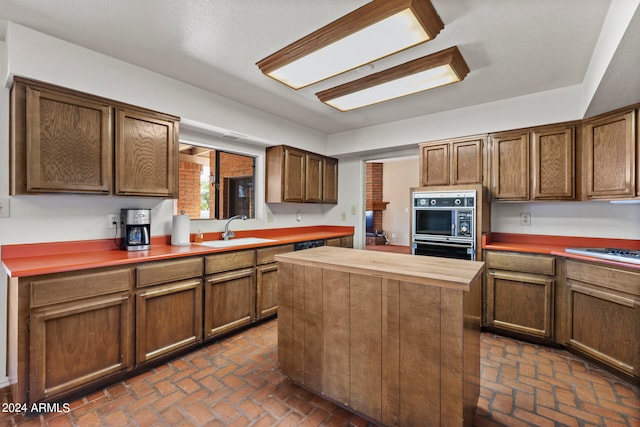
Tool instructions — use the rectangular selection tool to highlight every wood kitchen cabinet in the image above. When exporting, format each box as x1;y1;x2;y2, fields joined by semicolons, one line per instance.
9;266;135;403
10;78;113;194
135;258;203;364
115;108;178;197
325;235;354;248
266;145;338;204
582;109;637;199
564;260;640;380
304;152;324;203
491;125;576;201
10;77;179;197
490;131;530;200
419;135;486;187
485;251;556;340
204;250;256;338
255;244;294;319
531;125;575;199
322;156;339;204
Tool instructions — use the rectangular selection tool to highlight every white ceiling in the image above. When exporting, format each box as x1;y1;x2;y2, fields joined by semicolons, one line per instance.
0;0;638;135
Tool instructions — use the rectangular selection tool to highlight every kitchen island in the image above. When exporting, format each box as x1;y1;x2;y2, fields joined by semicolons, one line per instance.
275;246;485;427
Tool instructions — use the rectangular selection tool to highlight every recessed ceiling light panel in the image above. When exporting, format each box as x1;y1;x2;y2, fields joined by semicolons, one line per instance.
256;0;444;89
316;46;470;111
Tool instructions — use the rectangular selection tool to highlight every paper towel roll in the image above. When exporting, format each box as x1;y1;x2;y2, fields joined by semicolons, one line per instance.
171;214;191;246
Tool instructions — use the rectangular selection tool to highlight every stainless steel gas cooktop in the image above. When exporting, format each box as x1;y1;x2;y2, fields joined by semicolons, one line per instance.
565;248;640;265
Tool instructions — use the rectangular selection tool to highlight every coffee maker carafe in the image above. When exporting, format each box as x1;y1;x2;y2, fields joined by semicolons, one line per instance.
121;209;151;251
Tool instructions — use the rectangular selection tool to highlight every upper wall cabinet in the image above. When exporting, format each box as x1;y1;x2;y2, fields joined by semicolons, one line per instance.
491;125;575;201
582;109;637;199
531;125;575;200
266;145;338;204
115;108;178;197
10;77;179;198
418;135;487;187
491;131;530;200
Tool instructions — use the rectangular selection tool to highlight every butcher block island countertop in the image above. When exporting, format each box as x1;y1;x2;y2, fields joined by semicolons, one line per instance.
275;246;485;427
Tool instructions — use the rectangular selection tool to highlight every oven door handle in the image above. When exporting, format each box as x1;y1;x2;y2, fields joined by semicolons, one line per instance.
413;241;472;249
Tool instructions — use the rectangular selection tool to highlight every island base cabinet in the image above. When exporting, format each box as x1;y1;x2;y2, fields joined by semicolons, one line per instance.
278;260;481;427
136;279;203;364
30;293;133;402
565;261;640;380
204;268;255;338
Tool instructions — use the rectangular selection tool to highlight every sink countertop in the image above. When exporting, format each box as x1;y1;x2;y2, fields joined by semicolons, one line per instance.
1;225;354;278
482;232;640;270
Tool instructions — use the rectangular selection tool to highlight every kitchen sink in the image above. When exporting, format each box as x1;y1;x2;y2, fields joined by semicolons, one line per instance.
198;237;277;248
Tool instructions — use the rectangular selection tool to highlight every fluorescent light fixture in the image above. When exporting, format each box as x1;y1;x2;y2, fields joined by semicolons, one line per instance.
316;46;470;111
256;0;444;89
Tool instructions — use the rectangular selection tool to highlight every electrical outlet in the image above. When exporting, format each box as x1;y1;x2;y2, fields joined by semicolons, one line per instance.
350;205;357;215
341;212;346;221
107;213;120;229
296;211;302;222
0;198;9;218
266;211;274;223
520;213;531;226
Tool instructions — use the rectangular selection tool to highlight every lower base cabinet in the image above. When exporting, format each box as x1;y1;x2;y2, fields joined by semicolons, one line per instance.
135;279;203;364
204;268;256;338
485;251;556;340
565;260;640;379
8;237;351;404
10;267;135;403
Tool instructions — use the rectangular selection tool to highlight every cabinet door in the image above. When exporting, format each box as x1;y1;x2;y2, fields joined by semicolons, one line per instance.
204;268;255;338
256;263;279;318
451;138;484;185
583;110;636;199
486;270;554;338
419;143;449;186
491;132;530;200
304;153;323;203
22;85;112;194
323;157;339;204
115;108;178;197
136;279;203;364
282;147;306;202
29;293;133;402
567;280;639;377
531;126;575;199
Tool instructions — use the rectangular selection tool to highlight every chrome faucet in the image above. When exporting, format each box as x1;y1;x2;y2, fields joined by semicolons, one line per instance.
221;215;247;240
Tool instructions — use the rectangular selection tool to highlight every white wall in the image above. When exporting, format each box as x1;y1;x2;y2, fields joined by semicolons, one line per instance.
491;201;640;238
382;158;419;246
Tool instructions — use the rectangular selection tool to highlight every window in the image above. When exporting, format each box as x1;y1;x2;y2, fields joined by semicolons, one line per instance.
178;144;255;220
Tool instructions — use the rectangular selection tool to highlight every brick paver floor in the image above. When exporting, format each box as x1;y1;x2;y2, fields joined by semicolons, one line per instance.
1;319;638;426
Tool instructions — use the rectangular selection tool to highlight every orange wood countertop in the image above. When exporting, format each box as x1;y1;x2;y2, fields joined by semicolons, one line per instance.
1;226;354;278
482;233;640;270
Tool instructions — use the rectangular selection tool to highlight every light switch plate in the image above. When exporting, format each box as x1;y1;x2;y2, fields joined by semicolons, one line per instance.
0;198;9;218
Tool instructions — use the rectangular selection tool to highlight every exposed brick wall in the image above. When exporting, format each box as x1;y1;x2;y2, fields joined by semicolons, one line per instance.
177;161;203;218
366;162;384;231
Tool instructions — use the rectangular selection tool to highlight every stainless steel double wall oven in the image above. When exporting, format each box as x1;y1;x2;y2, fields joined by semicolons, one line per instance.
411;189;477;260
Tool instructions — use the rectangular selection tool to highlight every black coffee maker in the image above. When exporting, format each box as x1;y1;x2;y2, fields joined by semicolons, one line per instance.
120;209;151;251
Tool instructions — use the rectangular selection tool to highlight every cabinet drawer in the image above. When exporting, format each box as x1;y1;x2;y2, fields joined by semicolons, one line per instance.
30;267;133;308
205;250;255;274
137;257;203;288
256;244;294;265
566;260;640;296
486;251;555;275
